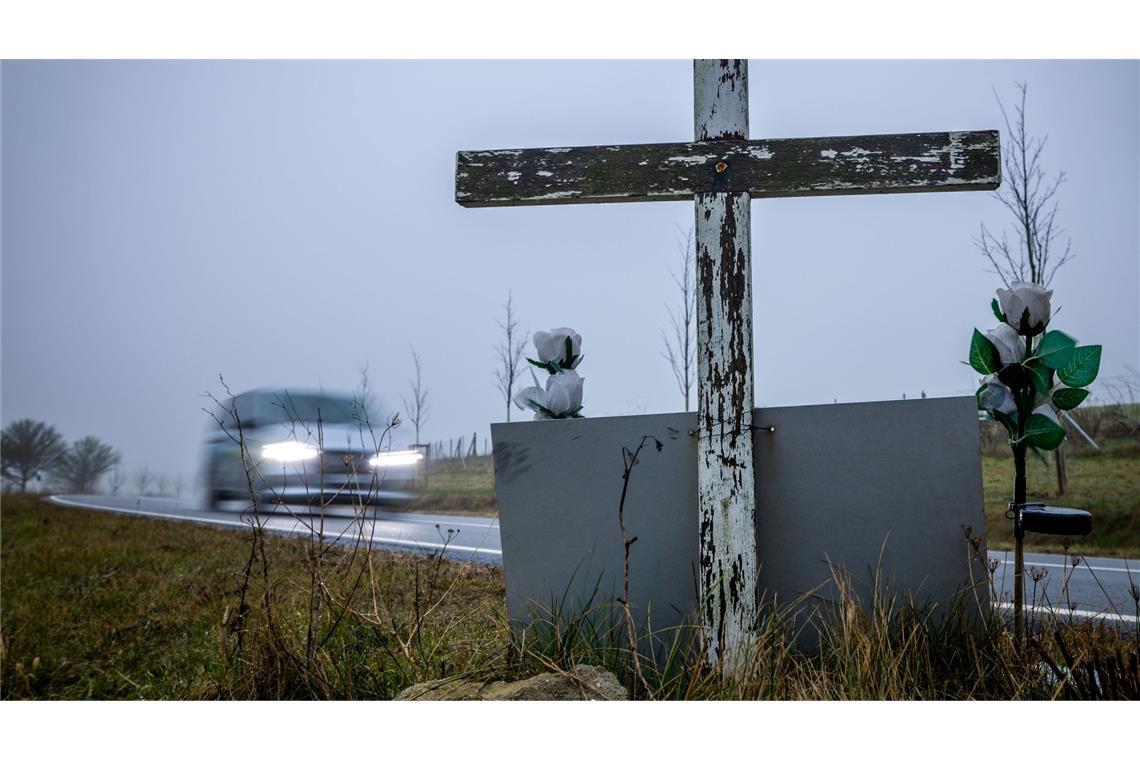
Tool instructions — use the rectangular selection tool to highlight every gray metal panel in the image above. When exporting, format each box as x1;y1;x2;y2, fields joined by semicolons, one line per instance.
491;397;988;637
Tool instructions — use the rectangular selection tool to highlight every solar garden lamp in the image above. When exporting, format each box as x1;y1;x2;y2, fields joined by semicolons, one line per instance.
1008;501;1092;638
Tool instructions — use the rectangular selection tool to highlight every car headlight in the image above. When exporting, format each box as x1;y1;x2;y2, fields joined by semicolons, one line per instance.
369;450;424;468
262;441;319;463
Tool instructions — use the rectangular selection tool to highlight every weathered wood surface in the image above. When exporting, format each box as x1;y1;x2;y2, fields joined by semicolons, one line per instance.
455;130;1001;207
693;59;759;668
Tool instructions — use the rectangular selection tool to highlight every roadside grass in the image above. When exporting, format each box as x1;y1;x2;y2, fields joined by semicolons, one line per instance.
982;440;1140;557
392;456;496;517
1;495;506;699
4;491;1137;700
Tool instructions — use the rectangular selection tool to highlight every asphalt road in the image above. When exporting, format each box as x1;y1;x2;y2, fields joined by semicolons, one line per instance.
46;494;1139;624
47;494;501;563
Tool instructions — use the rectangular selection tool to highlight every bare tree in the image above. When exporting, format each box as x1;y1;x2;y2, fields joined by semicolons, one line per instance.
108;468;124;496
1;419;68;492
53;435;121;494
156;472;170;496
354;362;383;426
135;465;154;496
493;291;528;421
402;346;429;447
661;226;697;411
975;82;1073;288
976;82;1077;493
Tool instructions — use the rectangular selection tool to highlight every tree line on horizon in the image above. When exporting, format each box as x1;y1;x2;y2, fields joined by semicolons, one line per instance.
2;419;123;495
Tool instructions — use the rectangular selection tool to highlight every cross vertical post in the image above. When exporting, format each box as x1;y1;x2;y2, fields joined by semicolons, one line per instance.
693;59;759;666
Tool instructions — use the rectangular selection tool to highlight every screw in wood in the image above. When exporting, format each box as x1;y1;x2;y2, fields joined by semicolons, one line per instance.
714;161;728;173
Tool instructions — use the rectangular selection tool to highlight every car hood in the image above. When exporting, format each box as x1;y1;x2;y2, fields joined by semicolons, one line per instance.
245;422;396;454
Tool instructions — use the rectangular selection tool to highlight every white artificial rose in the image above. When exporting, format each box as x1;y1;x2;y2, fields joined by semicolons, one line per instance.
997;282;1052;335
512;385;545;415
543;370;584;418
979;374;1018;417
533;328;582;369
985;322;1026;366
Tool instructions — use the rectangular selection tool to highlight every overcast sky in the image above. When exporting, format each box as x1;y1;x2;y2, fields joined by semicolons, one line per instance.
2;60;1137;489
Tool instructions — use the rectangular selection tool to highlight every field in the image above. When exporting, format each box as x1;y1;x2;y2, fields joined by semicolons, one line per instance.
3;433;1137;699
396;456;496;516
982;440;1140;556
0;495;505;699
4;487;1138;700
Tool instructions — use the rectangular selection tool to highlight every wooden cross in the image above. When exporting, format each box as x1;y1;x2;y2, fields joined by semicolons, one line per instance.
455;59;1000;666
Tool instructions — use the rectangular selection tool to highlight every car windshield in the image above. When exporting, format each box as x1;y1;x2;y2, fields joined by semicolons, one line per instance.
261;393;362;425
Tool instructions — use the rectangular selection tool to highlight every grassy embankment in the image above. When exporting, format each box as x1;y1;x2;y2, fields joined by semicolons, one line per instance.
3;489;1138;700
982;440;1140;557
1;495;505;699
399;456;495;517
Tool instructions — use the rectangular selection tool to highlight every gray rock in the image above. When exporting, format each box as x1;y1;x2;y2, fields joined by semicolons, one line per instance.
395;665;627;701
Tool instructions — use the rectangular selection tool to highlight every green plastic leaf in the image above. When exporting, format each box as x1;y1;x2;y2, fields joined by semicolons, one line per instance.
992;409;1018;437
1026;361;1053;396
968;329;1000;374
1023;413;1066;451
991;298;1004;323
1051;387;1089;411
526;358;557;375
1036;330;1077;370
1058;345;1102;388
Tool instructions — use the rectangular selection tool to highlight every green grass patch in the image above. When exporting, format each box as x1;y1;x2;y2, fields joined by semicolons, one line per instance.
982;441;1140;556
386;456;497;517
3;459;1138;700
1;495;506;699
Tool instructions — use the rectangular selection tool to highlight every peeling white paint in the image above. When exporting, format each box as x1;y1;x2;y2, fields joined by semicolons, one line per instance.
840;146;879;162
746;146;773;160
529;190;581;200
693;58;758;674
536;170;553;177
891;152;941;164
506;171;521;183
948;132;966;172
667;154;717;165
820;149;838;159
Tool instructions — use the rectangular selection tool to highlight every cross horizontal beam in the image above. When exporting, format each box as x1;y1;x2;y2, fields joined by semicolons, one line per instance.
455;130;1000;208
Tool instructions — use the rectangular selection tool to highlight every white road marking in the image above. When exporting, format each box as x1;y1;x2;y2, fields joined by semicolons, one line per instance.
997;559;1136;574
46;495;503;558
210;499;497;529
994;602;1139;624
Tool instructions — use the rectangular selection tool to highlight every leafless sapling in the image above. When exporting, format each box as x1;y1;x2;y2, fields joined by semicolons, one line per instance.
976;82;1075;491
975;82;1073;288
493;291;528;422
661;226;697;411
108;467;124;496
134;464;154;496
402;346;430;447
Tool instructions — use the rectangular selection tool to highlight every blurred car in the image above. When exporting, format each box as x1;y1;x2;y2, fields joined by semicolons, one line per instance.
202;388;422;511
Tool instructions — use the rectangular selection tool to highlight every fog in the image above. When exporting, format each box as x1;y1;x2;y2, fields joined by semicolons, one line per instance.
2;60;1137;490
